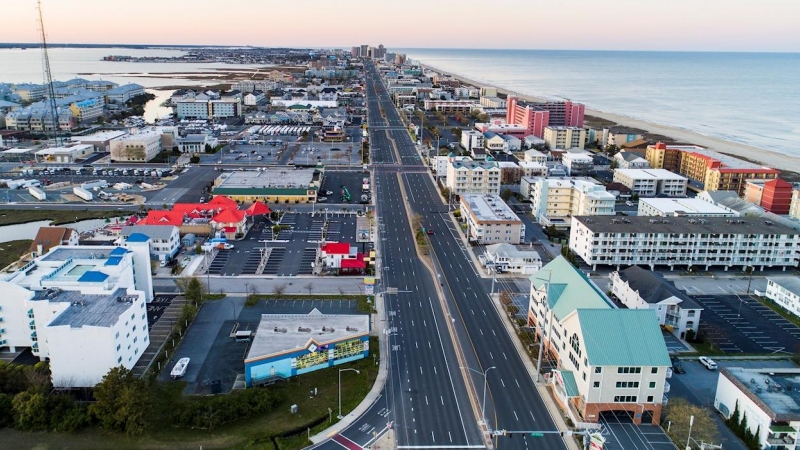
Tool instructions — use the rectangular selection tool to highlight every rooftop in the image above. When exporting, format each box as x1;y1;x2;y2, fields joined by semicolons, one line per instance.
41;288;140;328
121;225;177;240
450;161;498;171
245;310;370;363
529;256;613;321
768;277;800;297
216;168;319;190
577;309;671;367
73;130;127;142
461;195;521;223
41;247;114;262
639;198;736;216
616;266;701;310
722;367;800;421
486;243;541;260
614;168;688;180
573;215;800;235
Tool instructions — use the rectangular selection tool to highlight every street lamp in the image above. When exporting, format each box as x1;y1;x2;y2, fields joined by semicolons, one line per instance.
685;414;694;450
461;366;496;426
338;368;360;419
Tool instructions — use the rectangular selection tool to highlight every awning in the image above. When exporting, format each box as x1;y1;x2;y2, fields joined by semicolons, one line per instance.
223;226;237;233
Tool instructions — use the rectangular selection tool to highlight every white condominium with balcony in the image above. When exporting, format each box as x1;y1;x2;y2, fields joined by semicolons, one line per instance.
446;160;501;196
524;177;615;226
613;169;688;197
570;216;800;271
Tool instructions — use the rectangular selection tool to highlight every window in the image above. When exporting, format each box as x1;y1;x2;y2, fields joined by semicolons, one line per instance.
617;367;642;374
613;395;637;403
118;356;122;364
593;381;600;388
649;382;656;389
116;344;121;351
651;367;658;374
115;331;120;339
615;381;639;389
647;395;654;403
594;367;602;374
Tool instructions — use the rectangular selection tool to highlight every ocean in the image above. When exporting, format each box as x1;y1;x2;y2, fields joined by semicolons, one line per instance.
400;49;800;157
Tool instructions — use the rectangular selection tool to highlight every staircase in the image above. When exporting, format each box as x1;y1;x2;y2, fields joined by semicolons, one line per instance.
132;296;187;377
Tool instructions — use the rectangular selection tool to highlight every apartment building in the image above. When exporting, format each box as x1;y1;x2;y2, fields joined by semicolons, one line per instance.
120;225;180;262
744;178;793;215
209;99;241;118
646;142;779;194
524;149;548;164
613;152;651;169
460;195;525;244
519;161;548;178
764;277;800;318
714;367;800;450
446;161;501;196
461;130;485;154
105;83;146;103
504;97;585;138
544;126;586;150
570;216;800;271
482;243;541;274
613;169;688;197
528;257;670;425
0;237;154;387
562;150;594;176
610;266;702;339
68;98;104;122
432;154;471;177
637;198;736;217
790;189;800;220
525;177;615;226
110;131;163;162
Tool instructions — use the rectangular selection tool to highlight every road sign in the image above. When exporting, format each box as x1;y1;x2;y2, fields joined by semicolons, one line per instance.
530;433;544;437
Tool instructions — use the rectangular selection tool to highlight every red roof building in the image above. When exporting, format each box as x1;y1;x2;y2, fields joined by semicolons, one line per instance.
208;195;238;208
321;242;351;255
745;178;793;214
139;210;185;227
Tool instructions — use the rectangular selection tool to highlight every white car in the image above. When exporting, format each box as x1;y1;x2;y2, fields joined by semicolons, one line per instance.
699;356;717;370
223;243;234;250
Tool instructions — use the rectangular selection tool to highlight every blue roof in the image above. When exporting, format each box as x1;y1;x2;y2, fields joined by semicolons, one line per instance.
577;309;671;367
104;257;123;266
126;233;150;243
110;247;129;256
78;271;109;283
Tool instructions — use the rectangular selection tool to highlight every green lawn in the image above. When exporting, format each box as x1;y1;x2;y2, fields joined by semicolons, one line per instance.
0;209;121;226
0;239;32;269
0;338;379;450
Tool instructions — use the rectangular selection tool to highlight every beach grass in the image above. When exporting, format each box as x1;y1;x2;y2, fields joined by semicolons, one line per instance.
0;209;120;226
0;239;32;269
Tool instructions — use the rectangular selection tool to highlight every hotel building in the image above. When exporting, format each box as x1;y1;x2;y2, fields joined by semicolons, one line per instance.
459;195;525;244
446;161;501;196
612;169;688;197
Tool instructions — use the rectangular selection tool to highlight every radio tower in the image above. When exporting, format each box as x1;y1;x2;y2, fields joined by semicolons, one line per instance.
37;0;62;146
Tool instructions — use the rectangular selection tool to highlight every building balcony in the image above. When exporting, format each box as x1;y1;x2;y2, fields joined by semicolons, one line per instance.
666;367;672;379
664;381;671;393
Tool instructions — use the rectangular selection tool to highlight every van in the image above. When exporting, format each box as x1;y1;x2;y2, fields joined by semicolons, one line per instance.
625;201;634;207
235;330;252;342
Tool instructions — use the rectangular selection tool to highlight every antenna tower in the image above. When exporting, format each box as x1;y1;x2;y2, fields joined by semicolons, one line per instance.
37;0;62;146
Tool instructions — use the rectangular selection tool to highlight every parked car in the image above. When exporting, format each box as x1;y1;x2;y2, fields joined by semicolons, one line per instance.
671;356;685;374
626;201;634;207
699;356;717;370
223;243;234;250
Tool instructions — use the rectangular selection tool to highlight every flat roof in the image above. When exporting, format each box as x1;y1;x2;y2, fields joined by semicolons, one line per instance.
35;144;93;155
42;288;138;328
722;367;800;421
574;215;800;235
41;247;114;262
461;195;521;223
639;198;736;216
73;130;127;142
216;168;319;190
614;168;688;180
768;277;800;297
245;311;370;363
121;225;177;240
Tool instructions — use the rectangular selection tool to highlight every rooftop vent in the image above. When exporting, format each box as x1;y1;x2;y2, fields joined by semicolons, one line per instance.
273;327;288;333
298;327;311;333
321;326;335;332
346;326;359;332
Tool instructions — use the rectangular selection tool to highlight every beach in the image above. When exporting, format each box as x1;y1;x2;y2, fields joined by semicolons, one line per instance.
421;64;800;176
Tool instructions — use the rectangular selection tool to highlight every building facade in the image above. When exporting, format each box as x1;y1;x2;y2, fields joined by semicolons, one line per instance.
637;198;736;217
744;179;793;215
764;277;800;319
120;225;180;262
544;126;586;150
526;177;615;226
570;216;800;271
460;195;525;244
446;161;501;196
613;169;688;197
110;131;163;162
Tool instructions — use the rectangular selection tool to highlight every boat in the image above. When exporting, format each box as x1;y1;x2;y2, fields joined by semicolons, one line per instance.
171;357;190;379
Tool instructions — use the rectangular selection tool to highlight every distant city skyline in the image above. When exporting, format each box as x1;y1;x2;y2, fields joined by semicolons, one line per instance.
3;0;799;52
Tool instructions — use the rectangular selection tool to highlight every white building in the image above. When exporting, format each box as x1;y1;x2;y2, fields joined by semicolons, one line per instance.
460;195;525;244
528;257;671;425
562;149;594;176
714;367;800;450
613;169;688;197
482;243;541;275
523;149;548;164
518;161;548;178
613;152;651;169
524;177;615;227
764;277;800;318
243;90;266;106
120;225;180;262
432;154;471;178
638;198;736;217
110;131;163;162
446;160;501;196
544;126;586;150
178;134;219;153
209;99;241;118
0;236;154;387
35;144;94;163
176;100;210;119
460;130;484;154
609;266;702;339
105;83;146;103
570;215;800;271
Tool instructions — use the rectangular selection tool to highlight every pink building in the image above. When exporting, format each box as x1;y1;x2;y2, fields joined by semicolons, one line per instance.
505;96;585;138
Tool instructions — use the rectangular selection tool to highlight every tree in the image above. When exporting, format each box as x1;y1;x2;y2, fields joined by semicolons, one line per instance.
184;277;205;305
89;367;152;436
12;391;49;430
663;397;720;449
0;393;13;427
304;282;314;296
204;143;212;153
500;188;513;201
726;400;741;433
609;159;619;169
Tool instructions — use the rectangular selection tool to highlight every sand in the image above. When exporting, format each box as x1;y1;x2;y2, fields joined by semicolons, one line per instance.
421;64;800;175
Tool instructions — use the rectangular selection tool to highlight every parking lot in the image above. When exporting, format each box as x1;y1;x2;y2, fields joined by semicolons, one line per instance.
319;170;371;205
162;298;362;394
692;294;800;353
599;412;676;450
147;294;177;327
203;211;368;277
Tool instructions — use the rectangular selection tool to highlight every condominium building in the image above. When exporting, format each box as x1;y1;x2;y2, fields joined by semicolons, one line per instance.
459;195;525;244
613;169;688;197
610;266;702;339
764;277;800;318
645;142;779;194
110;131;163;162
68;98;104;122
543;126;586;150
460;130;484;154
446;161;501;196
637;198;736;217
0;236;154;387
613;152;651;169
562;150;594;176
744;178;793;215
105;83;146;103
518;161;548;178
791;189;800;220
523;149;548;164
432;154;472;177
524;177;615;227
570;216;800;271
505;96;585;138
528;257;670;425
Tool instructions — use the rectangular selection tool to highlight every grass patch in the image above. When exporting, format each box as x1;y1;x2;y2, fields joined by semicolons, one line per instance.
247;294;375;314
755;296;800;328
0;209;120;226
0;338;379;450
204;293;227;301
0;239;32;269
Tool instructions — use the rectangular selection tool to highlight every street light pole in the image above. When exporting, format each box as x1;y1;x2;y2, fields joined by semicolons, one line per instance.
461;366;496;425
338;368;360;419
686;415;694;450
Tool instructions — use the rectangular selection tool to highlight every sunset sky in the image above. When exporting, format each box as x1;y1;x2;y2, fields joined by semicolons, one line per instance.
3;0;799;52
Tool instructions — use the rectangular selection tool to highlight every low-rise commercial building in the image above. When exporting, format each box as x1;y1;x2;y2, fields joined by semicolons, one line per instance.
525;177;615;227
35;144;94;163
613;169;688;197
73;130;127;152
610;266;702;339
570;215;800;271
446;161;501;196
528;257;670;425
764;277;800;319
178;134;219;153
544;126;586;150
714;367;800;450
460;195;524;244
482;243;541;274
0;238;154;387
110;131;163;162
244;311;369;387
637;198;736;217
212;167;322;203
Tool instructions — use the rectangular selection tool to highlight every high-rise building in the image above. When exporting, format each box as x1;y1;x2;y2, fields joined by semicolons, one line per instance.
505;96;585;138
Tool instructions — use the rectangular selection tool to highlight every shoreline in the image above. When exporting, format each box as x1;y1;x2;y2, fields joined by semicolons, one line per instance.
420;63;800;176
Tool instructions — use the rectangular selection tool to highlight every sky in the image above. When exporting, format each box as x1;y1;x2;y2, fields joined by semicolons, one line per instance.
2;0;800;52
